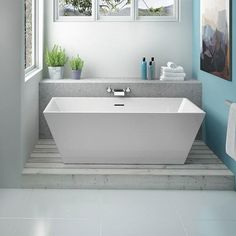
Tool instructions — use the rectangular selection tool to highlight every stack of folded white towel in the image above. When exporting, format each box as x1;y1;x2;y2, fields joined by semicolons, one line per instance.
160;62;186;81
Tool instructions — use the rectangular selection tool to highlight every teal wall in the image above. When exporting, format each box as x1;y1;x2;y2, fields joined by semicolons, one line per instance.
193;0;236;177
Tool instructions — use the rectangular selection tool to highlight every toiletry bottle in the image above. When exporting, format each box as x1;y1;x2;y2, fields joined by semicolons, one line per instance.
141;57;147;80
151;57;156;79
148;61;154;80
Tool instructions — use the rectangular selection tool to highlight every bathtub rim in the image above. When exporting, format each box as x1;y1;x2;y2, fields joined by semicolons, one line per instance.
43;97;206;115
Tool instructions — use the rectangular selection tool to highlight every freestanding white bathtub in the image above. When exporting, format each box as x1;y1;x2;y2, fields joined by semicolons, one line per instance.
44;97;205;164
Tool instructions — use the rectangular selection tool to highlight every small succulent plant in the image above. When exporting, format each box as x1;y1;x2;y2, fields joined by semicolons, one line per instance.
45;45;68;67
69;55;84;70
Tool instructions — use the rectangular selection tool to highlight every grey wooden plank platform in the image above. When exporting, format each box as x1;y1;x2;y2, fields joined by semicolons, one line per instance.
22;140;235;190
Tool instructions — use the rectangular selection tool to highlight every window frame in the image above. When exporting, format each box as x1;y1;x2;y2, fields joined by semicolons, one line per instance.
54;0;180;22
54;0;95;22
135;0;180;22
96;0;135;21
25;0;43;80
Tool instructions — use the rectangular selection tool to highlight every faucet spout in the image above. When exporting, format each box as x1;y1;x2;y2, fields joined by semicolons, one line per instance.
106;87;131;97
113;89;125;97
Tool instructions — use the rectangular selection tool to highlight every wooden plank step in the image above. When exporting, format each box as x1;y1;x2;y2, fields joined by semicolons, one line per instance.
23;139;234;190
32;148;215;155
33;148;59;153
36;140;206;146
35;144;57;149
37;139;56;145
186;158;222;164
30;153;61;158
192;147;211;151
192;143;210;150
189;154;218;159
30;152;219;161
193;140;205;145
27;156;222;164
190;150;214;154
34;145;211;153
24;162;228;170
26;139;230;173
28;157;62;163
22;168;234;176
34;144;208;149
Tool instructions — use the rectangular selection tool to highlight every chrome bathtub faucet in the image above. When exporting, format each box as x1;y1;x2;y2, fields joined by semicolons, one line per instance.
106;87;131;97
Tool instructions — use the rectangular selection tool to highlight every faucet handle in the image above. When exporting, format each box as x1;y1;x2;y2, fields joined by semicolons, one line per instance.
107;87;112;93
125;87;131;93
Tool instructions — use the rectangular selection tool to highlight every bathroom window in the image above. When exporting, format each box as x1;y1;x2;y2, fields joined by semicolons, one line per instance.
136;0;179;21
24;0;43;78
97;0;134;21
54;0;179;21
25;0;35;71
55;0;95;21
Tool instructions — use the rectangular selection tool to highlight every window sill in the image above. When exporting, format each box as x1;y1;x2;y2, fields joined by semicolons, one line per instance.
25;67;43;82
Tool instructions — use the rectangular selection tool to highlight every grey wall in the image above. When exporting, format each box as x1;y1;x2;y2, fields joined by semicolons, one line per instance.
0;0;41;187
21;74;41;169
0;0;24;187
44;0;193;79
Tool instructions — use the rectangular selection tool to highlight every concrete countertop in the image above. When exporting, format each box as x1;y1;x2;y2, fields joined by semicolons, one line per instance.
41;78;201;84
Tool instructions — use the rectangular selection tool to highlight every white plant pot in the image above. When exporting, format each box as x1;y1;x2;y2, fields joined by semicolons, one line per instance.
48;66;64;80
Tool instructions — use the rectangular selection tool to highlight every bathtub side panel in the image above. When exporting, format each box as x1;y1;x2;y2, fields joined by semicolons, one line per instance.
44;113;204;164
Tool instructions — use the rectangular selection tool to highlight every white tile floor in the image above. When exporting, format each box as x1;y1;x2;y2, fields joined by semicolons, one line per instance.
0;189;236;236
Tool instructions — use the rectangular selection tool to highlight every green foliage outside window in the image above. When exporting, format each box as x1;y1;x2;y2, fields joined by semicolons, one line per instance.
100;0;131;15
61;0;92;16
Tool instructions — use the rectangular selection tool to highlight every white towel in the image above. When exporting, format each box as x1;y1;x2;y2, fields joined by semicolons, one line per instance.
226;103;236;161
161;66;184;73
162;72;186;77
167;62;177;69
160;75;185;81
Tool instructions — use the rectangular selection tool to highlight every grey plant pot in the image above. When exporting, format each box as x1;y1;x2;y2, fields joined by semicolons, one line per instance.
72;70;82;80
48;66;64;80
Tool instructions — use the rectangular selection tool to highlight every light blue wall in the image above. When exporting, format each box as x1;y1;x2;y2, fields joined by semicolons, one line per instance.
193;0;236;177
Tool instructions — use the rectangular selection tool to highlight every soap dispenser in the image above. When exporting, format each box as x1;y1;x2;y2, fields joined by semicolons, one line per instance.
148;61;154;80
141;57;147;80
151;57;156;79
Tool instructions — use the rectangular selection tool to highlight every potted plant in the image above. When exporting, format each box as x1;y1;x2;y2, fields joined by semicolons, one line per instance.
69;55;84;80
45;45;68;80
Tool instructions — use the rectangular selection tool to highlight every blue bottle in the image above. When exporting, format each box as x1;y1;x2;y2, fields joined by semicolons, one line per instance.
141;57;147;80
